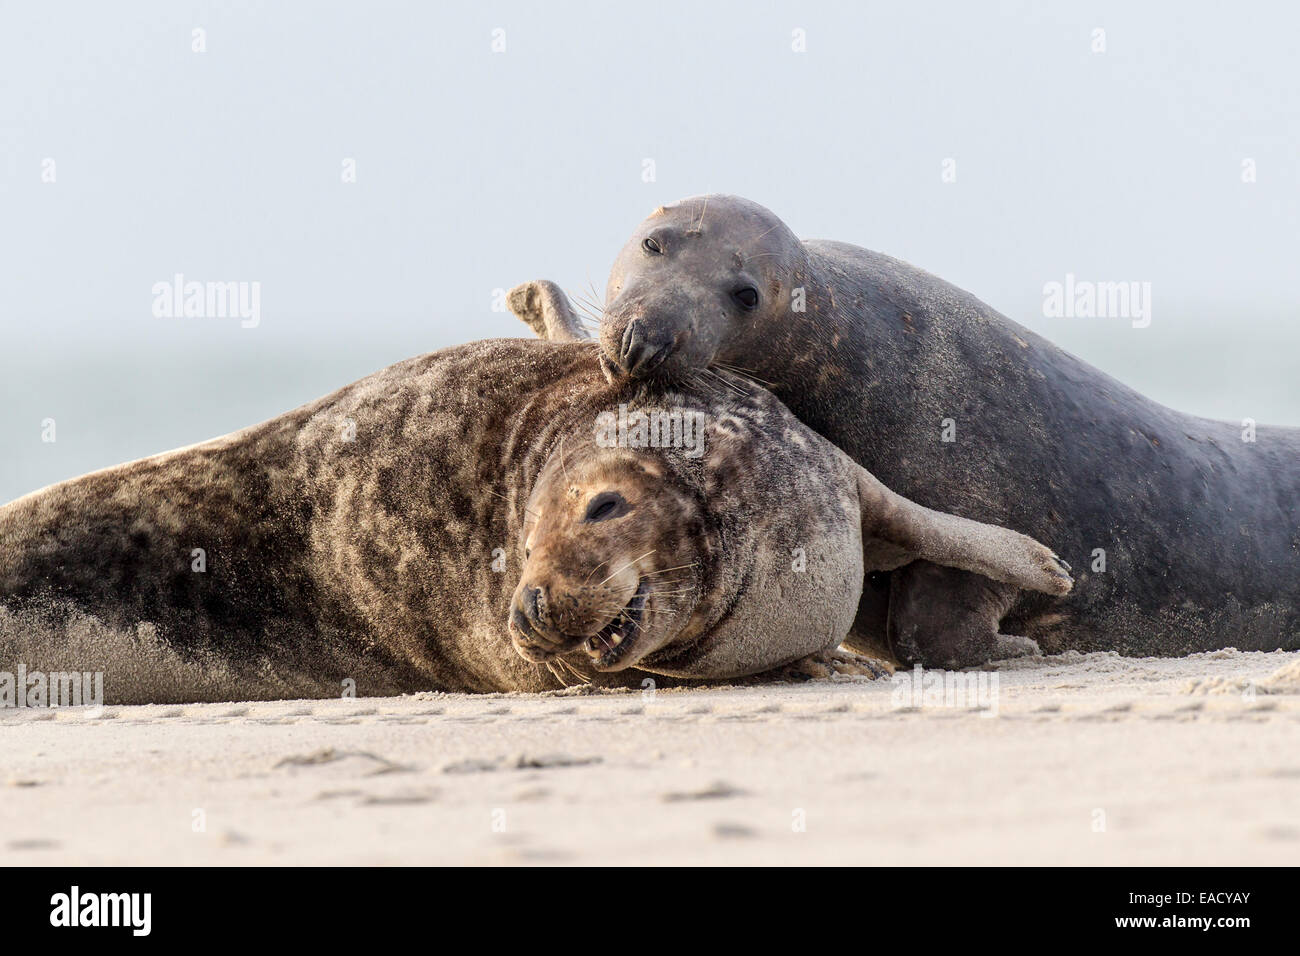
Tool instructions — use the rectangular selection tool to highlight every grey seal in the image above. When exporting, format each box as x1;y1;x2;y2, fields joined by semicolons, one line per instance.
0;338;1070;702
510;195;1300;665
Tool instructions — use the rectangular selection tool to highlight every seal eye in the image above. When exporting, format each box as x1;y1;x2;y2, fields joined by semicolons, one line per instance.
642;236;663;255
585;491;628;523
732;286;759;311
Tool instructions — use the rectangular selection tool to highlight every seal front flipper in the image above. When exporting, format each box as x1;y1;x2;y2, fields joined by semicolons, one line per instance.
855;465;1074;597
506;280;590;342
990;633;1042;659
884;563;1034;669
851;463;1072;669
764;648;893;682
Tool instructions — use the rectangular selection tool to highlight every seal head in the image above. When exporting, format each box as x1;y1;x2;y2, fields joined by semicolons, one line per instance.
506;382;879;682
509;442;708;673
601;196;805;382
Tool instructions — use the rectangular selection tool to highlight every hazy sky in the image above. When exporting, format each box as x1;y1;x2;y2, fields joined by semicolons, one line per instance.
2;1;1297;501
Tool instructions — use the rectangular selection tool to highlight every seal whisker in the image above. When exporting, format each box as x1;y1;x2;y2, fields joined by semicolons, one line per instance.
550;657;588;686
560;657;589;683
582;558;613;585
715;363;775;387
704;367;745;392
639;576;691;588
567;291;605;322
487;488;539;519
713;360;763;374
694;195;709;233
690;371;725;399
645;580;696;592
571;288;606;318
598;550;656;586
739;221;781;252
713;367;760;394
701;367;746;396
694;368;723;394
544;660;575;687
640;562;698;576
585;599;634;615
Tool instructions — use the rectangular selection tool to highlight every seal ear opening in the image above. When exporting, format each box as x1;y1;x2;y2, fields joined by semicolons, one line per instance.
506;280;590;343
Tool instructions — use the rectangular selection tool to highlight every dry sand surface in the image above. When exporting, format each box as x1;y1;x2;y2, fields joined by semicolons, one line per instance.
2;648;1299;866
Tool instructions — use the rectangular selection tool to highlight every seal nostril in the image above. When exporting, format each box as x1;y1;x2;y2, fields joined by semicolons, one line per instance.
618;319;674;378
524;585;543;624
619;319;646;371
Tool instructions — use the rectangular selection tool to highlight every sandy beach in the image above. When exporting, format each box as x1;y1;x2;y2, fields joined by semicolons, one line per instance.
3;647;1298;866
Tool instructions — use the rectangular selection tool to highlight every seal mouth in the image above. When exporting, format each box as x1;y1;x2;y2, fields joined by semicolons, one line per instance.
579;579;650;668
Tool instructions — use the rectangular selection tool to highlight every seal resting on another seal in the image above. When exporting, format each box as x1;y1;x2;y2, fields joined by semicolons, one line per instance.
0;338;1071;702
510;195;1300;665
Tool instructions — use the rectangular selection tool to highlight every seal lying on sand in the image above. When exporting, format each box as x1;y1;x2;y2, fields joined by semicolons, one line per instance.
510;195;1300;665
0;339;1070;703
